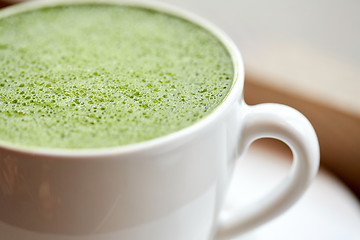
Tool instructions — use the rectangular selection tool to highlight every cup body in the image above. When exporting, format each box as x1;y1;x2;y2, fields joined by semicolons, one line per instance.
1;104;241;240
0;1;244;239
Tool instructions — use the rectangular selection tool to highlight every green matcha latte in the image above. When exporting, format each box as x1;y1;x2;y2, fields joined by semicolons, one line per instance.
0;3;234;149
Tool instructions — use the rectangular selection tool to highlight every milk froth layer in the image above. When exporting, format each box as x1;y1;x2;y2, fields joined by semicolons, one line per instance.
0;4;233;149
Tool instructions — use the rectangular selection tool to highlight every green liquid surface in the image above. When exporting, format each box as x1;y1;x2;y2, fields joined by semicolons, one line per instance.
0;4;234;149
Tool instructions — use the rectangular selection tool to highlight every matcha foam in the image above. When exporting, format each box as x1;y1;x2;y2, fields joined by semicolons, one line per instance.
0;4;234;149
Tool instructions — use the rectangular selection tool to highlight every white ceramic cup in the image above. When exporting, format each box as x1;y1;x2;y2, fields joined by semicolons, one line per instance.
0;1;320;239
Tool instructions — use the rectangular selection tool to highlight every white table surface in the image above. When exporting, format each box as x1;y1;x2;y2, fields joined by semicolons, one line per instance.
223;141;360;240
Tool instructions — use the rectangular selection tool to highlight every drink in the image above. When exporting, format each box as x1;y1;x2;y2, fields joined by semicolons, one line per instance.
0;3;233;149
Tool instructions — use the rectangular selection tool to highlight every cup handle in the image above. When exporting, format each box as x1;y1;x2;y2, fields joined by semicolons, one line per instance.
215;103;320;239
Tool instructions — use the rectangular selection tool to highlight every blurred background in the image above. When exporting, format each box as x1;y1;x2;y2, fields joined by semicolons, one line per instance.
1;0;359;199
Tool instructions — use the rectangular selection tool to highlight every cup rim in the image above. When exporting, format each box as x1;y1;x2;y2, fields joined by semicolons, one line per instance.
0;0;244;157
